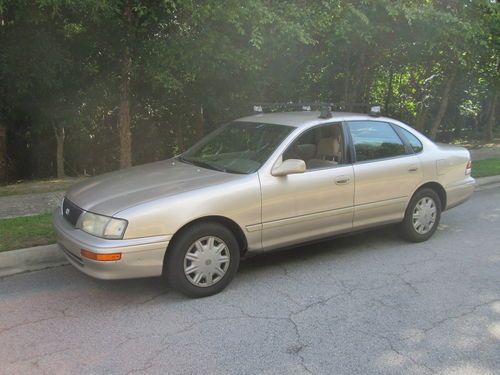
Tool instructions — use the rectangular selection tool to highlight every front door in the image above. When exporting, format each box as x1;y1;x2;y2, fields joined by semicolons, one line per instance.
259;123;355;250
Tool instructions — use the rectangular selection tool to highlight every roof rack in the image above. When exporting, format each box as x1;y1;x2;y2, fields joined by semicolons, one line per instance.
369;105;381;117
253;102;332;112
252;102;382;118
331;102;382;117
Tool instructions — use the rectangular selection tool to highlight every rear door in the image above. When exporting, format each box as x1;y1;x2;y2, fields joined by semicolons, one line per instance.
346;120;423;229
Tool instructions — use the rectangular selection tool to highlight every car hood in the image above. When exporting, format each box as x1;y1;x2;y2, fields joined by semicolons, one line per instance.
65;159;244;216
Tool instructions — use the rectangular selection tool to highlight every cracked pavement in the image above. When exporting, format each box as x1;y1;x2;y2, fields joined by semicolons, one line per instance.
1;187;499;375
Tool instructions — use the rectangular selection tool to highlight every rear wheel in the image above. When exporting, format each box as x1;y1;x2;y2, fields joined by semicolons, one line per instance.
399;188;441;243
164;222;240;298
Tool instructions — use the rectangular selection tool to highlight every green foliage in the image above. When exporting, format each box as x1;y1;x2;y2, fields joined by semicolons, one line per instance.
0;213;55;252
0;0;498;180
472;158;500;178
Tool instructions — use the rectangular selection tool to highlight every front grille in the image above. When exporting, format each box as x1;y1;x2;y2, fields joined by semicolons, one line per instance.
62;198;83;226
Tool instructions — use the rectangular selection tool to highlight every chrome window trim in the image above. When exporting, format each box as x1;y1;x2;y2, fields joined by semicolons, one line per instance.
351;152;417;165
284;163;353;175
392;123;424;155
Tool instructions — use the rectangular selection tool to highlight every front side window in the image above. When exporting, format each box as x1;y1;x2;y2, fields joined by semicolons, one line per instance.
347;121;406;162
283;123;345;170
180;121;293;174
398;127;424;153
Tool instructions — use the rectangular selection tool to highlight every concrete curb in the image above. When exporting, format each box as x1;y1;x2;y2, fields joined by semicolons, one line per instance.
0;244;67;278
1;174;499;279
475;175;500;190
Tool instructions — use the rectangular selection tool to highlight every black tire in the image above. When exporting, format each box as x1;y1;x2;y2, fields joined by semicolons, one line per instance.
398;188;442;243
164;222;240;298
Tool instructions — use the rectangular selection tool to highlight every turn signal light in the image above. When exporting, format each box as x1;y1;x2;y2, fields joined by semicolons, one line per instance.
81;249;122;261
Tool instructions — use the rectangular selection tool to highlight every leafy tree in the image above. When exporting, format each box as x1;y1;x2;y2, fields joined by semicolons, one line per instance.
0;0;498;181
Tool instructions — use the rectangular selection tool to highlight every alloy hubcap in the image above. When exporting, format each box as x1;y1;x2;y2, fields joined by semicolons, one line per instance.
184;236;230;287
412;197;437;234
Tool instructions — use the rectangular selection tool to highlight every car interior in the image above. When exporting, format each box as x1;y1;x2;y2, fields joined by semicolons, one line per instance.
283;123;344;170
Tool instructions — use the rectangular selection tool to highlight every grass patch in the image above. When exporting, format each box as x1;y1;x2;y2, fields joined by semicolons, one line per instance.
0;177;85;197
472;158;500;178
0;213;55;252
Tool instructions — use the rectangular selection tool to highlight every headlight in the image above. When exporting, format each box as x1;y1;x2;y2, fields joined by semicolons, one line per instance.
77;212;128;239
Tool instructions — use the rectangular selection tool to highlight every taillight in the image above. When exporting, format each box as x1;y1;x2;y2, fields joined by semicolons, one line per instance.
465;160;472;175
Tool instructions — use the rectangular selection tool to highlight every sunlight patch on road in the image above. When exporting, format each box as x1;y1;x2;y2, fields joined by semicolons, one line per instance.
479;212;499;222
438;364;496;375
488;322;500;341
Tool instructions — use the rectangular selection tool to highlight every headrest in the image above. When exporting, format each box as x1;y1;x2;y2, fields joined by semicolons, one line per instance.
317;137;336;157
295;144;317;160
332;126;342;138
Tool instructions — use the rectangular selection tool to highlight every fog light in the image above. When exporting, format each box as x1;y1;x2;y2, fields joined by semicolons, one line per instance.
81;249;122;261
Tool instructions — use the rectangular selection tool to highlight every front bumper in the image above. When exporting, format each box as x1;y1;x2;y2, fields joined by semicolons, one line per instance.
445;177;476;210
53;209;171;280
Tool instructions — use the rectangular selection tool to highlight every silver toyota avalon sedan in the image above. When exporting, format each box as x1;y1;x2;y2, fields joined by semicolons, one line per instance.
53;109;475;297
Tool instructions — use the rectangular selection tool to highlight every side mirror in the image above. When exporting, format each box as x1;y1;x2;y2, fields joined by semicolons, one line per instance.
271;159;306;177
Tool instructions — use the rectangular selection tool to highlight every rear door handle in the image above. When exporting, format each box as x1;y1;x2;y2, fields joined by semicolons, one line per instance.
335;176;351;185
408;165;419;172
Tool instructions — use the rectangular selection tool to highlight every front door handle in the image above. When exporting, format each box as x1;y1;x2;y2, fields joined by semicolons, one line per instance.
335;176;351;185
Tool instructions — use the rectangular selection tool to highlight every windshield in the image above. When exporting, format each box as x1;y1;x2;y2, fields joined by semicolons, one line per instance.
179;121;294;174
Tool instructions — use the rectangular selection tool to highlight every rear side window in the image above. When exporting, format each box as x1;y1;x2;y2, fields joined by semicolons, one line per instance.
398;127;423;153
347;121;406;162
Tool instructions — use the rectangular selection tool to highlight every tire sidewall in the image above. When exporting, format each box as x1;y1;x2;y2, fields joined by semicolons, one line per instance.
165;222;240;298
402;188;442;242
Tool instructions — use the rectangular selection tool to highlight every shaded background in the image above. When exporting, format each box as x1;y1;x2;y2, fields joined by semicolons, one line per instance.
0;0;498;182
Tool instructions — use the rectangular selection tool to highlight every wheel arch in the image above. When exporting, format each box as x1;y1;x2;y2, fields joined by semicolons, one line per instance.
166;216;248;257
413;181;447;210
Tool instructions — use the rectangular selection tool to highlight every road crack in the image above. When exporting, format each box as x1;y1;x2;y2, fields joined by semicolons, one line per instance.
354;328;435;374
402;298;499;341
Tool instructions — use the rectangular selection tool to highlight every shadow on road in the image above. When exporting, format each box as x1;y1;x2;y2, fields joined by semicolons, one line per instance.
239;225;399;275
71;224;401;297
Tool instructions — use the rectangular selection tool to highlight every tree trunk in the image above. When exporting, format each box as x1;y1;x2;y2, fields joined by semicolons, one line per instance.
414;106;428;132
384;67;394;115
348;52;366;109
0;126;6;182
118;51;132;169
118;3;132;169
54;125;66;178
453;112;463;139
343;52;351;108
429;75;455;140
196;104;204;140
413;64;433;131
484;92;498;140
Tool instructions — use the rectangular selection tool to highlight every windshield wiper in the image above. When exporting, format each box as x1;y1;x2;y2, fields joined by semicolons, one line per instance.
176;156;194;166
177;156;227;173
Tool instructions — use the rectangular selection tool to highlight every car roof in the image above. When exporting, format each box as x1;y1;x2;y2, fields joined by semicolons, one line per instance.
235;111;391;128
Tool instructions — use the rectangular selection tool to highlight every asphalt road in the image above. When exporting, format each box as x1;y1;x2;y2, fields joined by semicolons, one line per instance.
1;188;499;375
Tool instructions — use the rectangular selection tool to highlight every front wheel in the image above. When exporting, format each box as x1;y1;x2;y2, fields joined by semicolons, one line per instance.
164;222;240;298
399;188;442;243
